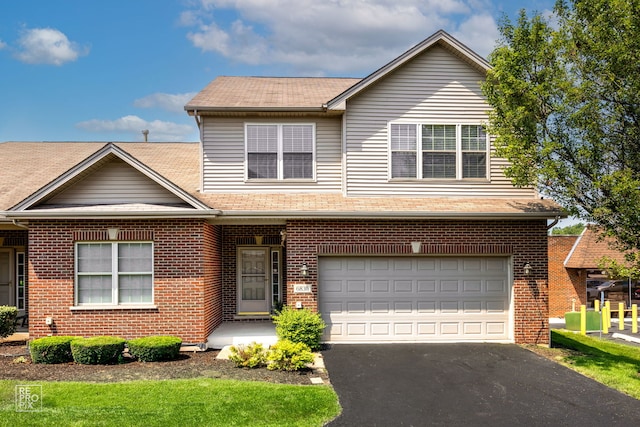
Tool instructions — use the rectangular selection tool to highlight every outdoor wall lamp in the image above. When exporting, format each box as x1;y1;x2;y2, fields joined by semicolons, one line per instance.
300;263;309;277
523;262;533;276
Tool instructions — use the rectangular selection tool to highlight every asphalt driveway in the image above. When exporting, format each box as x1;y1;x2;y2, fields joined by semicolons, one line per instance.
321;344;640;426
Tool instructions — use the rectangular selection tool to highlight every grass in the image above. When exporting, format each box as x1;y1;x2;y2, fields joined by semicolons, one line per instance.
551;330;640;399
0;378;340;427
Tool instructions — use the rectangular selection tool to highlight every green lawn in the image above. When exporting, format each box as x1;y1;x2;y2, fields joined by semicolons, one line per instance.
551;330;640;399
0;378;340;427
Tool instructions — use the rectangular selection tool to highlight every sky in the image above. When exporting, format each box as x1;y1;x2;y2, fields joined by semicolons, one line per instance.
0;0;556;143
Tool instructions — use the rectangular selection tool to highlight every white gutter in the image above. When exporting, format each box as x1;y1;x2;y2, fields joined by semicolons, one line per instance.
214;210;566;220
6;210;219;220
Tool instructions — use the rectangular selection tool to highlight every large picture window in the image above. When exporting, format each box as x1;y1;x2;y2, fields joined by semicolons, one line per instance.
246;124;315;180
390;123;488;180
75;242;153;305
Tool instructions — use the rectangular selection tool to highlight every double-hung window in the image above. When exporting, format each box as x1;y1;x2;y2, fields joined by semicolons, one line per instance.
246;124;315;180
390;123;488;180
75;242;153;306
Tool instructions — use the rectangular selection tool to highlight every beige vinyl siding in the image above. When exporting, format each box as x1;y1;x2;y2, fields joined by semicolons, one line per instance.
45;159;185;205
345;45;535;198
202;115;342;192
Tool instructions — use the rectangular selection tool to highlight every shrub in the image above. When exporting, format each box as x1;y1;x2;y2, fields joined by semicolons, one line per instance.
267;339;314;371
127;335;182;362
228;342;267;368
71;336;126;365
30;336;80;364
0;306;18;338
272;307;326;350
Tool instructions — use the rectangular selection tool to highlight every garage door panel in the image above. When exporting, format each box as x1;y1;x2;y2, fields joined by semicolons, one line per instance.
440;280;460;292
463;280;482;292
463;301;482;313
394;280;413;292
323;279;344;293
417;322;437;335
347;280;366;293
371;280;390;292
394;302;413;313
463;322;482;335
417;259;436;270
320;256;511;343
418;280;436;292
487;280;507;293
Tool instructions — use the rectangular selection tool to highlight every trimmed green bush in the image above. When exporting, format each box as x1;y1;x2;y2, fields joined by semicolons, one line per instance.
71;336;126;365
30;336;81;364
272;307;326;350
127;335;182;362
0;306;18;338
267;339;314;371
228;342;267;368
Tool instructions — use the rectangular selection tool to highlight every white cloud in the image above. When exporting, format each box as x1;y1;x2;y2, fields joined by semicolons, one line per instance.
451;14;500;58
183;0;499;74
0;40;6;50
75;115;195;142
15;27;88;66
133;92;197;113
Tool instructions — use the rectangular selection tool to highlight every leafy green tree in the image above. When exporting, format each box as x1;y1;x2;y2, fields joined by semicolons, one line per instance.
551;222;585;235
482;0;640;258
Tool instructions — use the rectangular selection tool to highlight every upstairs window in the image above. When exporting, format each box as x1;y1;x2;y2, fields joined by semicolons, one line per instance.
246;124;315;180
390;123;488;180
75;242;153;305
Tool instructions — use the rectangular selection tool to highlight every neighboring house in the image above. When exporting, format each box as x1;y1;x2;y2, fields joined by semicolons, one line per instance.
549;225;633;316
0;31;563;345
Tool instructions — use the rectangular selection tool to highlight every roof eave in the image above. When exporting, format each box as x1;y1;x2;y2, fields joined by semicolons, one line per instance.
213;210;565;220
5;210;220;220
186;106;337;115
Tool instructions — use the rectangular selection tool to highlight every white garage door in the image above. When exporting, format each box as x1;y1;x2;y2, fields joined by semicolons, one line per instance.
319;256;512;343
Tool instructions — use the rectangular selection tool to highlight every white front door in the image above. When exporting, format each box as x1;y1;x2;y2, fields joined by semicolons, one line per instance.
0;249;13;307
237;248;270;315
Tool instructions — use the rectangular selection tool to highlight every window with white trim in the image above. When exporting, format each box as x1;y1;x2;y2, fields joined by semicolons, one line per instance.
75;242;153;305
246;124;315;180
390;123;488;179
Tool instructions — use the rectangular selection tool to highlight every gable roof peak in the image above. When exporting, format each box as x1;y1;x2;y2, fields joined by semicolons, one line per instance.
327;30;490;110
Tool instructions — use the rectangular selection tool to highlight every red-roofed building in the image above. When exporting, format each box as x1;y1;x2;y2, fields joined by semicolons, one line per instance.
549;225;639;317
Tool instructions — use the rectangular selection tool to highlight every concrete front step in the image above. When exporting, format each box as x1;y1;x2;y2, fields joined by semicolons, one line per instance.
206;321;277;349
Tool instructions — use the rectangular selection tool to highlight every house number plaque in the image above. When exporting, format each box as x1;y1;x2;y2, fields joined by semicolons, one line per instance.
293;284;311;293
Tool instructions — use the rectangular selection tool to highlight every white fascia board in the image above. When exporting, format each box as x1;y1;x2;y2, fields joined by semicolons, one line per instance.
5;210;216;220
215;210;564;220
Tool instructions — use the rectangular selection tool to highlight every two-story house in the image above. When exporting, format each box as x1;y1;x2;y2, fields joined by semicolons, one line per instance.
0;31;563;345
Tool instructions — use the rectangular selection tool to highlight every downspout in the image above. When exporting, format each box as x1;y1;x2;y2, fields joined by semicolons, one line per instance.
12;219;29;229
546;215;561;231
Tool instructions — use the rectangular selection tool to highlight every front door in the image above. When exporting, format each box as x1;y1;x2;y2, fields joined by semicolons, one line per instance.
237;248;270;315
0;249;13;306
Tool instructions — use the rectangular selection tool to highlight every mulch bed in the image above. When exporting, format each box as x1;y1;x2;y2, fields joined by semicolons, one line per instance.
0;340;327;385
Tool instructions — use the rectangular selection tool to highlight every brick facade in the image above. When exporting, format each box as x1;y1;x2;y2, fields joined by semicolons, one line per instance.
284;219;550;345
22;217;550;345
27;219;219;344
548;236;584;317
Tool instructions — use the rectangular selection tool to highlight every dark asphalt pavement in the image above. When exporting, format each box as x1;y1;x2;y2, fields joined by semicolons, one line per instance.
321;344;640;426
